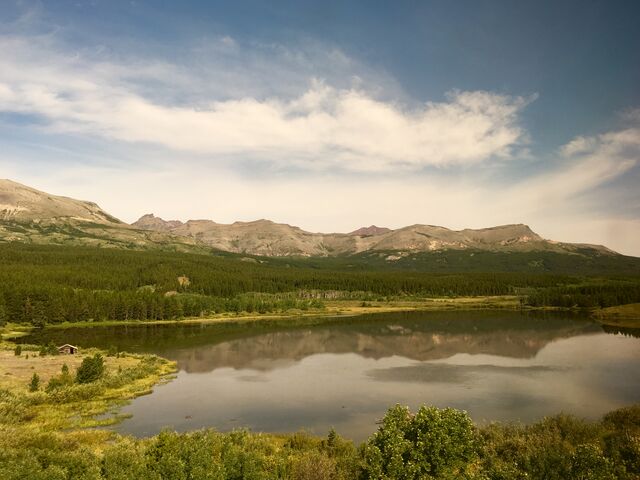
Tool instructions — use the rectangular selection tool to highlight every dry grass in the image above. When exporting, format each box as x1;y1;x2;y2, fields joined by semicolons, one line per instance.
0;348;139;393
0;342;177;434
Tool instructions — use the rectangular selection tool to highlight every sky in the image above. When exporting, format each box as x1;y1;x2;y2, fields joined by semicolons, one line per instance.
0;0;639;255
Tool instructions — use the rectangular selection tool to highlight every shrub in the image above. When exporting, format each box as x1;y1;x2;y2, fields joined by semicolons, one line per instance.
602;405;640;478
291;451;337;480
39;342;58;357
29;373;40;392
361;405;477;479
570;443;615;480
14;345;21;356
46;365;74;393
75;354;105;384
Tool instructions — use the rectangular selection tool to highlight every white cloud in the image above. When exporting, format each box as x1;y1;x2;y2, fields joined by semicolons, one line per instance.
0;33;531;172
513;127;639;209
560;136;597;157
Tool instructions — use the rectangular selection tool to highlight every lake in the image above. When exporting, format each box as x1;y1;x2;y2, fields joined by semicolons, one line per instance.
21;311;640;442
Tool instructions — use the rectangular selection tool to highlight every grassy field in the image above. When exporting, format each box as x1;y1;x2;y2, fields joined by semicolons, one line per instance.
0;348;139;392
0;341;176;434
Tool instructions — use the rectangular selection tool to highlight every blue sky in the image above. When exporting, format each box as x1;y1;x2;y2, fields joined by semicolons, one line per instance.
1;0;639;254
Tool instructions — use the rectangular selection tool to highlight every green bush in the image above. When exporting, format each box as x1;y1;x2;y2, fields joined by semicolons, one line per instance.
602;405;640;478
39;341;59;357
46;364;74;393
75;354;105;384
361;405;477;479
1;399;637;479
29;373;40;392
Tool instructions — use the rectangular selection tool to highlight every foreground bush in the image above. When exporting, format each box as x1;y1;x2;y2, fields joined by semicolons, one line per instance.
361;405;477;479
0;404;638;479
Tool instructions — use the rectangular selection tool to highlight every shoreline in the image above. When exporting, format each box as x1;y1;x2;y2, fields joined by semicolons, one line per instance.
3;297;638;336
3;295;534;332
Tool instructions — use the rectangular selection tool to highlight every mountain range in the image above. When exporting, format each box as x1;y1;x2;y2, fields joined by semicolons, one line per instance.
0;179;629;265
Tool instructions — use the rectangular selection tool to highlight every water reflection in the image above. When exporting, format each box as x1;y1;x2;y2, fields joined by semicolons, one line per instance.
22;311;640;441
166;316;598;373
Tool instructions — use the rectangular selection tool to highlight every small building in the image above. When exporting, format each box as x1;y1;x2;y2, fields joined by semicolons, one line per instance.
58;344;79;355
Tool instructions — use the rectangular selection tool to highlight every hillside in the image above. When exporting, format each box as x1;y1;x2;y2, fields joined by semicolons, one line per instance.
0;180;204;252
0;179;121;225
1;242;639;327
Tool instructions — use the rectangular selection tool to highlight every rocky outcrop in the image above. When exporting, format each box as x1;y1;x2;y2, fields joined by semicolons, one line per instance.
132;214;184;232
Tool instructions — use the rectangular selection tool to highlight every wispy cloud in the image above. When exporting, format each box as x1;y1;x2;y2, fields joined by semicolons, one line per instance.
513;125;640;210
0;31;531;172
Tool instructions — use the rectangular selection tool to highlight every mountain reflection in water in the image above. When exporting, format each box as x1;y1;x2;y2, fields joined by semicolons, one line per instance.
166;317;598;373
21;311;640;441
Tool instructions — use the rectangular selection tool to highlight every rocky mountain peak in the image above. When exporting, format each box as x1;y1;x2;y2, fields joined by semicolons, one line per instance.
132;214;184;231
349;225;392;237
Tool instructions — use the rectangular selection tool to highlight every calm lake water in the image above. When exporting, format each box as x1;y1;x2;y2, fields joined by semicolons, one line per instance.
22;311;640;442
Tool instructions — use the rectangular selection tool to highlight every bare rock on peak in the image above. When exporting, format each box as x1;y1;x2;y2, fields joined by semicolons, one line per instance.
349;225;392;237
133;214;184;231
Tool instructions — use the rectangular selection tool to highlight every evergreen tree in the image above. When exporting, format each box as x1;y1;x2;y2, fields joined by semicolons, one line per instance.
76;354;105;384
0;298;7;327
29;373;40;392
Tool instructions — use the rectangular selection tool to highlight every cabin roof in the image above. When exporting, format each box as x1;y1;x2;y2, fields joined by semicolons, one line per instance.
58;344;79;349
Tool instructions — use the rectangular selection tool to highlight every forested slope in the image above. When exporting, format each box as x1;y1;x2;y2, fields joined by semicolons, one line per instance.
0;243;639;326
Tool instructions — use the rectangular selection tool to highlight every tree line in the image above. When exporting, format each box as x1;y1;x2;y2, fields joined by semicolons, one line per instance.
525;281;640;308
0;243;637;326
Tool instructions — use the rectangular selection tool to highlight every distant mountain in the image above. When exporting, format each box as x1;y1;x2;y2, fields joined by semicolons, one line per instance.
133;213;615;258
0;180;629;267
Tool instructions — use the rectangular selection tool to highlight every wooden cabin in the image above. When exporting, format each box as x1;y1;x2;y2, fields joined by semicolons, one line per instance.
58;344;79;355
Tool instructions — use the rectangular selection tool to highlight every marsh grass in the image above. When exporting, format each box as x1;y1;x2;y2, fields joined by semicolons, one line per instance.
0;342;176;433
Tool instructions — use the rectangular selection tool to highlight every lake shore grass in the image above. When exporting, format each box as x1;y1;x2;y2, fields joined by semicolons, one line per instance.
0;341;177;435
592;302;640;328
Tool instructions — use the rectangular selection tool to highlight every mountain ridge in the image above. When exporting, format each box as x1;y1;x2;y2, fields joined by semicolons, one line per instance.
132;212;615;258
0;179;622;259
